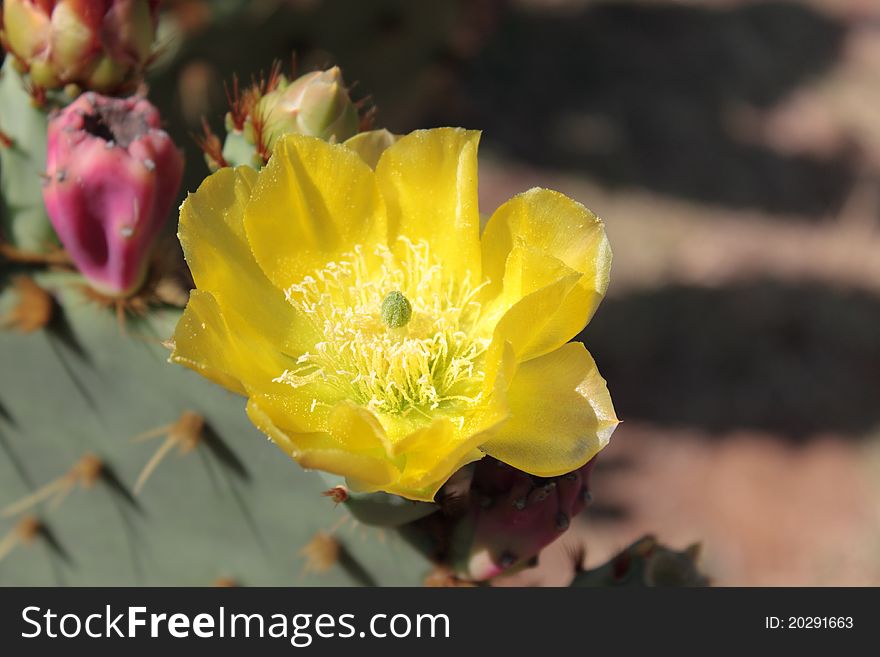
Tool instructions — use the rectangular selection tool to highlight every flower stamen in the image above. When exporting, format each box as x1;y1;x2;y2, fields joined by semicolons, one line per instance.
276;238;491;420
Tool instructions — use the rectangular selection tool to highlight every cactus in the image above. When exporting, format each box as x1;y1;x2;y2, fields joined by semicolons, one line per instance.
0;270;434;585
570;535;709;587
0;8;438;581
318;474;438;529
0;1;674;586
0;60;56;252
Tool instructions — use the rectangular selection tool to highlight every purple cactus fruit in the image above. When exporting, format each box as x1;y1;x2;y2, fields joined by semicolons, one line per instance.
450;458;596;581
43;92;183;297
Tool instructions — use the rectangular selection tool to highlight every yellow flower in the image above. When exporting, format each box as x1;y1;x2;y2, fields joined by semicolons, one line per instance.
171;128;618;501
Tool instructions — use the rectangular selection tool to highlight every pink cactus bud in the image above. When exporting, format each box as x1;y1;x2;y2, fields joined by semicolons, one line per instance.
43;92;183;297
451;458;596;581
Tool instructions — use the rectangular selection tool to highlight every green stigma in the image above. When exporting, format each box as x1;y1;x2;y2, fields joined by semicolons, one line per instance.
381;290;412;328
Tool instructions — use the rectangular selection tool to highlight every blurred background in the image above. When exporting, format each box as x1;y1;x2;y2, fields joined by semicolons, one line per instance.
148;0;880;584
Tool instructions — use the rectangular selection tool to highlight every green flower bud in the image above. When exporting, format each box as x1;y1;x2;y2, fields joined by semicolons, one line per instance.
209;65;365;170
259;66;360;147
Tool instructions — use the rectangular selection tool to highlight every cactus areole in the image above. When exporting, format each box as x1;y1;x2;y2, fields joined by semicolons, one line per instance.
43;92;184;297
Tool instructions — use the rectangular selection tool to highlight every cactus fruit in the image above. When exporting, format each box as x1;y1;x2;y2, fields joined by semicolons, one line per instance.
0;0;160;96
436;458;596;581
42;92;184;297
388;458;596;582
199;63;366;171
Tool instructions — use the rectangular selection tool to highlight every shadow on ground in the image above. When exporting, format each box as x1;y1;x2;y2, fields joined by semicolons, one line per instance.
440;1;856;218
153;1;857;217
578;280;880;440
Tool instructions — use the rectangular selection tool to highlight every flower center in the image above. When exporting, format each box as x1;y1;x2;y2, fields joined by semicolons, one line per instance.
274;238;491;422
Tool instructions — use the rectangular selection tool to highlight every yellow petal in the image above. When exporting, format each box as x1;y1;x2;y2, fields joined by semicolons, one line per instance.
344;129;400;169
386;418;485;502
245;395;303;456
172;290;293;398
243;134;387;292
381;341;515;501
498;243;579;304
328;401;396;457
246;398;399;487
481;342;618;477
297;448;399;488
375;128;482;281
491;261;583;362
481;188;611;356
171;290;246;395
249;393;398;465
383;449;485;502
246;386;337;435
179;166;317;357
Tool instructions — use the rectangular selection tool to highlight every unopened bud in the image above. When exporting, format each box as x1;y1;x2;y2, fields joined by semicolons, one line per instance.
259;66;359;147
1;0;160;94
